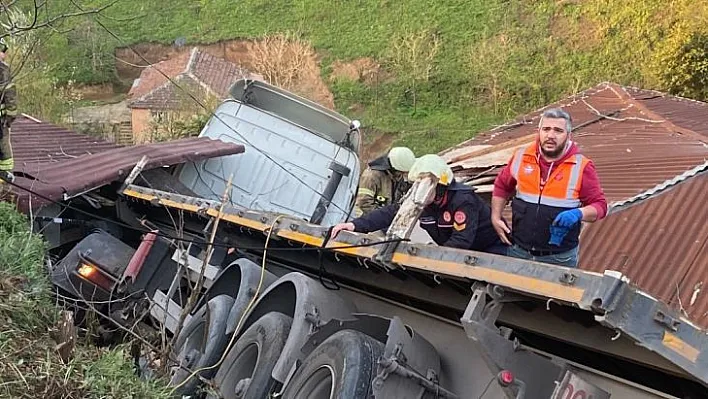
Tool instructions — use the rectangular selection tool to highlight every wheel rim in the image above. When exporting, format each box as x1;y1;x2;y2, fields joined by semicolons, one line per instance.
170;320;206;382
219;343;260;398
292;365;335;399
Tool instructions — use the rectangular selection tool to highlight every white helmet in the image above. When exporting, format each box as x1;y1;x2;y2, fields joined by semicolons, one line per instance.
407;154;455;185
387;147;416;172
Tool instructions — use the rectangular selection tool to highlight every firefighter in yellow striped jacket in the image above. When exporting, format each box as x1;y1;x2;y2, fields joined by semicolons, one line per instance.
0;37;17;183
353;147;416;217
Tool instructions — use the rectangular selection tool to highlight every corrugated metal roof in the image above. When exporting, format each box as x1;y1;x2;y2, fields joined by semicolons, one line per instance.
6;116;246;212
11;115;122;166
580;172;708;324
440;82;708;329
12;136;244;212
627;86;708;138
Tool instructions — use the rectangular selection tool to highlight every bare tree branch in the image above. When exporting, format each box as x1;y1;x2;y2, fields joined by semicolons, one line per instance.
0;0;119;38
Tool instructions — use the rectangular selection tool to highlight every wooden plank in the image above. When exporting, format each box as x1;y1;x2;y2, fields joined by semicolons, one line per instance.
170;249;219;288
452;145;521;169
440;145;491;163
150;290;190;334
448;132;536;164
385;176;437;240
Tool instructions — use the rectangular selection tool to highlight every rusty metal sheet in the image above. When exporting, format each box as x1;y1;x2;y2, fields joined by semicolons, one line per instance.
628;86;708;138
11;115;122;166
580;173;708;324
11;137;245;212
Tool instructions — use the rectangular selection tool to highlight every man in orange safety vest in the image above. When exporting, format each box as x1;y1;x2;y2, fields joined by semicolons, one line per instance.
491;108;607;267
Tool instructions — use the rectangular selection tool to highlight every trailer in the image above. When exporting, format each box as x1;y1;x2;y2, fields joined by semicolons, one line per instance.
44;80;707;399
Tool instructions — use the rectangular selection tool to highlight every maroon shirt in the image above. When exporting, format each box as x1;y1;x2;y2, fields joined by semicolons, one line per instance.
493;142;608;219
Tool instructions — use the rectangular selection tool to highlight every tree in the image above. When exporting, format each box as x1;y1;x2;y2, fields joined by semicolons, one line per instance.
0;1;118;120
653;31;708;100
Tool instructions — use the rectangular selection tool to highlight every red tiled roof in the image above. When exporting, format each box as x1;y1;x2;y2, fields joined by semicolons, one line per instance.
129;75;204;111
440;82;708;329
127;52;191;99
128;47;254;110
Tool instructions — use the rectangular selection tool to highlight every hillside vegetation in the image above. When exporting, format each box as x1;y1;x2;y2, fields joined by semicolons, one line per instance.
19;0;708;153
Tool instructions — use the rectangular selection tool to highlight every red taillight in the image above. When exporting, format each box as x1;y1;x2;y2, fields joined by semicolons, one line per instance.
498;370;514;386
77;262;115;290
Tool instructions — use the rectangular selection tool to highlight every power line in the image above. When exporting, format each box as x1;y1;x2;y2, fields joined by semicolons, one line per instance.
68;0;354;216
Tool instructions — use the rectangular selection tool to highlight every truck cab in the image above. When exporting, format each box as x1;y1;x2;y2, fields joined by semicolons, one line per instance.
178;79;362;226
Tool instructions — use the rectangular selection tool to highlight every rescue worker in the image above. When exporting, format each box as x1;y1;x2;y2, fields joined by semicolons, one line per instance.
0;37;17;183
353;146;416;217
332;154;506;255
491;108;607;268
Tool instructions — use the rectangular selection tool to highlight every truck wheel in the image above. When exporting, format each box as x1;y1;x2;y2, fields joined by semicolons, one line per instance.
282;330;384;399
210;312;292;399
169;294;234;396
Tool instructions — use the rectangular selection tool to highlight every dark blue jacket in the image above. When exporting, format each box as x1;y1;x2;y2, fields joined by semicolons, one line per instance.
351;181;501;251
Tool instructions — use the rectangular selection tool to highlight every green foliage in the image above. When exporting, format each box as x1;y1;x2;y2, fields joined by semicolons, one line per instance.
81;347;172;398
652;30;708;100
0;202;47;288
55;19;116;84
0;203;169;398
6;0;708;153
148;111;211;142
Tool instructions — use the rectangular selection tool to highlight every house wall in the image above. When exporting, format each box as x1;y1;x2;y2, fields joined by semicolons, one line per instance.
131;108;152;144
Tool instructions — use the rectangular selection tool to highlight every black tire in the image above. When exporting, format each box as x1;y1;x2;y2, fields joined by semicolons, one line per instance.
169;294;234;396
210;312;293;399
282;330;384;399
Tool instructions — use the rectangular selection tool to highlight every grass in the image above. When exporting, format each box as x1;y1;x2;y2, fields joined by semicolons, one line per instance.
28;0;708;153
0;202;171;399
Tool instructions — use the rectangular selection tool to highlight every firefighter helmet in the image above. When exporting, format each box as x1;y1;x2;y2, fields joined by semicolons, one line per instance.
407;154;454;185
387;147;416;172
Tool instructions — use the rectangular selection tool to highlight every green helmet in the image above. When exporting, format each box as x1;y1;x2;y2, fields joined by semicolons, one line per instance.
407;154;454;185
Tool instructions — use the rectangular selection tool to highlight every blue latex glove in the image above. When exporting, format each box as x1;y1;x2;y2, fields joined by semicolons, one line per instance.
553;209;583;228
548;209;582;246
549;225;570;246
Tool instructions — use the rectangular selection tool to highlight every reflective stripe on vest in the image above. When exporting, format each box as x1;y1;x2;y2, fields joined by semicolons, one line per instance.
510;145;587;209
358;188;375;197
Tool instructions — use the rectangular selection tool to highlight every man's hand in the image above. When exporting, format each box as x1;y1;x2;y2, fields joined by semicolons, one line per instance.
490;196;512;245
549;209;582;246
491;216;512;245
330;222;355;238
552;209;582;228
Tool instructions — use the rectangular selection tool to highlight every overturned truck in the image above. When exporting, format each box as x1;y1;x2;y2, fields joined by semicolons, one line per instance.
32;80;707;398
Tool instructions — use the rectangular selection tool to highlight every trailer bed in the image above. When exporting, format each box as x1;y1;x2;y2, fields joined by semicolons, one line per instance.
121;184;708;388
